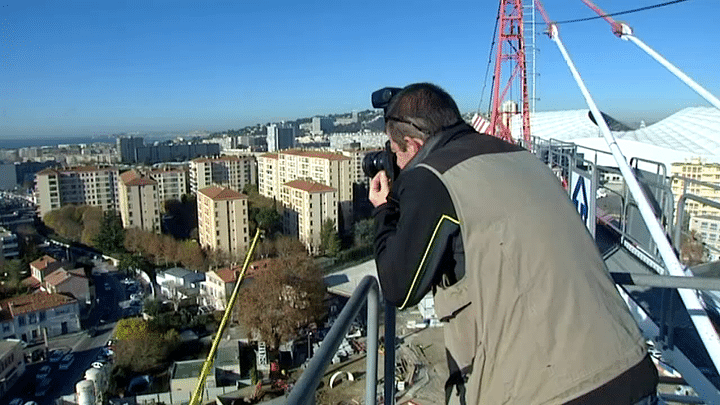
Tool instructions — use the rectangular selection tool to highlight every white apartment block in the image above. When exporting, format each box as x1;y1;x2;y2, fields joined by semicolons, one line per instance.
190;155;256;195
118;170;161;233
149;167;189;206
257;150;352;230
281;180;338;254
0;340;25;398
690;215;720;261
340;148;376;184
34;166;119;217
671;158;720;218
197;186;250;257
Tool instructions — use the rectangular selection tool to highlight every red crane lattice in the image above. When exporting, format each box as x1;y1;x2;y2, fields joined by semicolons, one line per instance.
489;0;531;145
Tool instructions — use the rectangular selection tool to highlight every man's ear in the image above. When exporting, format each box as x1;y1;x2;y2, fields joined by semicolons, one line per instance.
404;136;425;153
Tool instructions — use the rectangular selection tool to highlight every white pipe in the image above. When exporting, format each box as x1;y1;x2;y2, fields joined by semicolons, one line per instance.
623;32;720;110
547;23;720;375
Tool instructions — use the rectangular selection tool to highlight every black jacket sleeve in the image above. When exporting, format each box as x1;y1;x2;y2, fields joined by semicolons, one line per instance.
373;166;461;309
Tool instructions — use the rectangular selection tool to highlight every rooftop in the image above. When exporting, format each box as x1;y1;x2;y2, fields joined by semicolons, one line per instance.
213;266;239;283
0;291;77;320
44;268;86;287
279;150;350;161
30;255;57;271
198;186;247;201
172;359;205;380
120;170;158;186
192;155;251;163
284;179;336;193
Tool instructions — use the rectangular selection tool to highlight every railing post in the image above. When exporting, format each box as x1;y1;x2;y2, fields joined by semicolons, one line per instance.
384;303;396;405
366;283;379;405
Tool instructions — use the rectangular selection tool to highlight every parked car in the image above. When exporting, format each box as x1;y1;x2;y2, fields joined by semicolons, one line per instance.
48;349;64;363
59;353;74;370
36;365;51;380
104;282;111;291
91;361;106;369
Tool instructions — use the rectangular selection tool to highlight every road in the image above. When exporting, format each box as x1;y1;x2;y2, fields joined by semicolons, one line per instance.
2;267;140;405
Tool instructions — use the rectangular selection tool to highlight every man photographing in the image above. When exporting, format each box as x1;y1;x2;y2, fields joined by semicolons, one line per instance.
369;83;657;404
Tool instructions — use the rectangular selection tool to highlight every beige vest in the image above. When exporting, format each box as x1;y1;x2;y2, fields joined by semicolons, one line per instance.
421;150;646;404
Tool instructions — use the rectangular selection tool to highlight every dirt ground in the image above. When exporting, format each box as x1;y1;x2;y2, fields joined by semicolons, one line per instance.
313;308;448;405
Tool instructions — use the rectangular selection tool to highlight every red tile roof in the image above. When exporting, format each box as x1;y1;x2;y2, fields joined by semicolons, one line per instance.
0;291;77;319
44;268;86;287
192;155;249;163
120;170;157;186
198;186;247;201
284;180;336;193
280;150;350;161
260;153;278;159
214;267;239;283
36;168;59;176
30;255;57;271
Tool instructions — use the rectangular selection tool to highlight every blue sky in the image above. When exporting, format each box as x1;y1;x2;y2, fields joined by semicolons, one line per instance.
0;0;717;137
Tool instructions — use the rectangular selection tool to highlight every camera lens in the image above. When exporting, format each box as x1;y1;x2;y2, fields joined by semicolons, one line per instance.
362;151;385;179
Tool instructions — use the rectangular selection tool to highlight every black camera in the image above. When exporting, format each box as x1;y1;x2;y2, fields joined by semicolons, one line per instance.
371;87;402;111
362;140;398;181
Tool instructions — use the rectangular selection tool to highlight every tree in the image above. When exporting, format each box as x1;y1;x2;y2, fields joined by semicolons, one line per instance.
256;207;282;235
113;318;180;374
237;254;325;351
94;210;125;253
319;219;341;257
274;236;307;258
353;218;375;247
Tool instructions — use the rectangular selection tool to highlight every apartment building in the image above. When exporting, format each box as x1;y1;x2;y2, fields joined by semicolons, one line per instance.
148;166;189;205
258;153;279;197
340;147;376;184
0;340;25;398
689;215;720;261
0;227;19;260
118;170;161;233
197;186;249;256
0;292;81;343
671;158;720;218
258;150;352;230
189;155;256;195
281;180;337;254
34;166;119;217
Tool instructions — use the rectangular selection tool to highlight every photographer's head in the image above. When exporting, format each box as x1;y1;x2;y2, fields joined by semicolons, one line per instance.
384;83;462;165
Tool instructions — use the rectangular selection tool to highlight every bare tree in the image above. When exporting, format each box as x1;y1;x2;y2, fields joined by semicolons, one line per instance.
237;254;325;351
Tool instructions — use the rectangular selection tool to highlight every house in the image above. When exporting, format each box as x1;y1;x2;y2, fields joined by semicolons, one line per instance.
42;267;91;306
0;339;25;398
29;255;69;284
201;267;239;311
0;292;81;344
155;267;205;301
170;359;216;403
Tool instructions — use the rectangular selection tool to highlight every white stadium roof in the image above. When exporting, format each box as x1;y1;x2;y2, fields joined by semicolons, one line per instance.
510;106;720;169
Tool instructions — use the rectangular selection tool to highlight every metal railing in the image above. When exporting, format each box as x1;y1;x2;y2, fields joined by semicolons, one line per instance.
287;275;381;405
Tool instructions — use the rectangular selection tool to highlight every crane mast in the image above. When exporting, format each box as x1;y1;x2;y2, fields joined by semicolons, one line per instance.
489;0;531;145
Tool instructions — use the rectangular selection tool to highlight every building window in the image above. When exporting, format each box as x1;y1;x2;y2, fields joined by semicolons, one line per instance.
17;316;25;327
38;311;46;322
28;313;37;324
